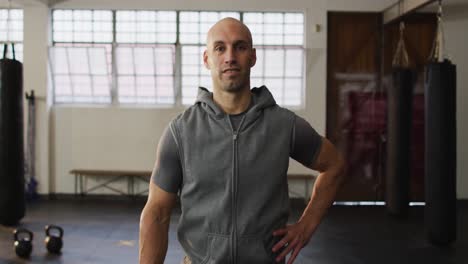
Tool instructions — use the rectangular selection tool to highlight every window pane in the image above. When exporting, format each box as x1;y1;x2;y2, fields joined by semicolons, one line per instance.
136;76;156;97
155;48;174;75
248;46;304;106
251;48;264;77
116;10;177;44
53;9;113;43
118;76;136;97
51;45;111;104
180;11;240;45
134;48;155;75
244;12;304;46
182;45;209;104
0;9;23;60
285;49;303;77
284;78;302;105
92;76;111;96
116;47;134;75
54;75;72;95
67;48;89;74
116;45;175;104
264;49;284;77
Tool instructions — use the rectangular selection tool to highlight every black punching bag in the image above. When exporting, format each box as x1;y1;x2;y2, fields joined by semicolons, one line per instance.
386;68;415;216
0;44;25;226
425;59;456;245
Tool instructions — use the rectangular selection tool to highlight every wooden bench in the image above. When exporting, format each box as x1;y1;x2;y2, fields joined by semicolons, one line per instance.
70;169;152;197
71;169;315;201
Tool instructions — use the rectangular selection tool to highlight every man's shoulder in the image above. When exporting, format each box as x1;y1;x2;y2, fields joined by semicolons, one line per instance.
170;104;203;125
264;104;296;120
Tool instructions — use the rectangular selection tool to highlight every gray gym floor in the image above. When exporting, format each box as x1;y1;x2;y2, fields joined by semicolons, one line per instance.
0;197;466;264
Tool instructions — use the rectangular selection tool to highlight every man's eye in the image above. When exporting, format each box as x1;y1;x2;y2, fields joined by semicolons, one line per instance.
215;46;225;52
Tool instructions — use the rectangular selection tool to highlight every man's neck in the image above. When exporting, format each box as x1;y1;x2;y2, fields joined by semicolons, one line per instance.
212;87;252;115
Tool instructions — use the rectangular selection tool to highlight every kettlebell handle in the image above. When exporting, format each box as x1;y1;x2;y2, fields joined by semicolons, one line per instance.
13;228;33;241
45;225;64;237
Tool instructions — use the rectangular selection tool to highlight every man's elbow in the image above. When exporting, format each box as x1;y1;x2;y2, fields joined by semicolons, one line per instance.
335;153;346;185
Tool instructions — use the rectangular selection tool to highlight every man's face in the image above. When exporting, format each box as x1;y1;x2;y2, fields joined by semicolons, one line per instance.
204;19;256;93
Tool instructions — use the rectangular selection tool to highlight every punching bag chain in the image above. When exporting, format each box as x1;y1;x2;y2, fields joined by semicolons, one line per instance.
392;21;409;68
429;0;446;62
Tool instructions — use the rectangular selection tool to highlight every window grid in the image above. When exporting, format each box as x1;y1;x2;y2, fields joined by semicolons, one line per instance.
180;11;304;106
51;44;112;103
52;10;113;43
243;12;304;46
116;45;175;104
51;10;305;107
0;9;23;61
116;10;177;44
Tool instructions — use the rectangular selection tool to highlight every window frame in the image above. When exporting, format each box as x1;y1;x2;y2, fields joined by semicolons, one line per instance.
51;9;305;108
0;9;24;61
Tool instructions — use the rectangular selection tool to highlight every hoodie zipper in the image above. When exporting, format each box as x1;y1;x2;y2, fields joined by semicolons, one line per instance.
229;115;245;264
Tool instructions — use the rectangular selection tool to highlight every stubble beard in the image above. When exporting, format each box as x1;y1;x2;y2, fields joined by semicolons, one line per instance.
217;71;250;93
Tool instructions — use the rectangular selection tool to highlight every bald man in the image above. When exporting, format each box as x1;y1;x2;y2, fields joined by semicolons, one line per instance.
139;18;345;264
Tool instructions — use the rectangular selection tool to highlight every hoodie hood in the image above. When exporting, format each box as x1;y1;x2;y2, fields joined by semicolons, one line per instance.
194;86;277;122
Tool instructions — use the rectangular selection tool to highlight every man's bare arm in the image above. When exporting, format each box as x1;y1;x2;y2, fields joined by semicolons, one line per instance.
139;183;177;264
299;137;345;232
272;137;345;264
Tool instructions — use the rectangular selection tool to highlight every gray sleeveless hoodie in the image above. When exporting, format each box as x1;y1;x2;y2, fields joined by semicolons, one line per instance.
170;86;295;264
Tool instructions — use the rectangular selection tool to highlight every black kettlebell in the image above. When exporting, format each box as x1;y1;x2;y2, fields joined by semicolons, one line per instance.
44;225;64;254
13;228;33;258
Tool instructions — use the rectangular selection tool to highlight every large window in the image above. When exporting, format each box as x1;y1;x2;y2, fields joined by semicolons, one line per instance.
51;10;113;103
51;10;304;107
115;11;176;104
0;9;23;61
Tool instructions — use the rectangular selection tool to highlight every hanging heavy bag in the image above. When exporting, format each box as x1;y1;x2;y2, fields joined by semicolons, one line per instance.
386;22;415;217
0;43;26;226
425;59;456;245
386;67;414;216
424;2;457;245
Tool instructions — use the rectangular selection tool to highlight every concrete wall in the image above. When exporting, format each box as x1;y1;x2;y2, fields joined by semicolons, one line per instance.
5;0;467;199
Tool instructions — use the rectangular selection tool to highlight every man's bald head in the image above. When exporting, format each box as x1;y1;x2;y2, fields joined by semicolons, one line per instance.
206;17;253;48
203;17;256;94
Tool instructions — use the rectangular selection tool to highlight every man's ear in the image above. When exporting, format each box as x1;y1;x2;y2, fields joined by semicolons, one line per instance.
250;48;257;67
203;50;210;70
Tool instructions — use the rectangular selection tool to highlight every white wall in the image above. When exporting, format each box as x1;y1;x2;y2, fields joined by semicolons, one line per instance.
10;0;468;199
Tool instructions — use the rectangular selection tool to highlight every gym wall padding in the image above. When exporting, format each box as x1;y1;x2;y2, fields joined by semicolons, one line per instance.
386;68;415;216
0;56;25;226
424;60;457;245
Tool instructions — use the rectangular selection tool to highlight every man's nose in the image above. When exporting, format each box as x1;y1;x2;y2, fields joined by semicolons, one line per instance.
224;47;237;64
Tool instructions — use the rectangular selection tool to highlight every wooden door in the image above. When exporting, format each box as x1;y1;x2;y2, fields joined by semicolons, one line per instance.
327;12;436;201
327;12;383;201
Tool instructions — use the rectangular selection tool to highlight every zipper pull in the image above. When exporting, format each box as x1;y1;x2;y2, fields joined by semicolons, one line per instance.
233;132;238;141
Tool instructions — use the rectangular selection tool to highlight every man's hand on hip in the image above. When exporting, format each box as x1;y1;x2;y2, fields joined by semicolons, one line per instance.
271;221;315;264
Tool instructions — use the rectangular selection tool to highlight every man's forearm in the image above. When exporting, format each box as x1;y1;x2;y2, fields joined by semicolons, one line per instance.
139;205;171;264
299;164;344;233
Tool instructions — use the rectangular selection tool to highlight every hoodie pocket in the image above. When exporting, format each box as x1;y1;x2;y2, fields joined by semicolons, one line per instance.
237;235;278;264
200;234;230;264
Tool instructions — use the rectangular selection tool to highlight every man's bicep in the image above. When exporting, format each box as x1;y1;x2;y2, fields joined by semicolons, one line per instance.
151;125;183;194
290;116;323;167
147;182;177;211
309;137;342;172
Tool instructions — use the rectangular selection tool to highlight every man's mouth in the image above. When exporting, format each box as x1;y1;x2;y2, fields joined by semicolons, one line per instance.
223;68;240;73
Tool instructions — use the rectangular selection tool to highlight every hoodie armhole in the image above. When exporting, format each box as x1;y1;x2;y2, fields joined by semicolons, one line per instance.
169;121;187;182
290;115;297;156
